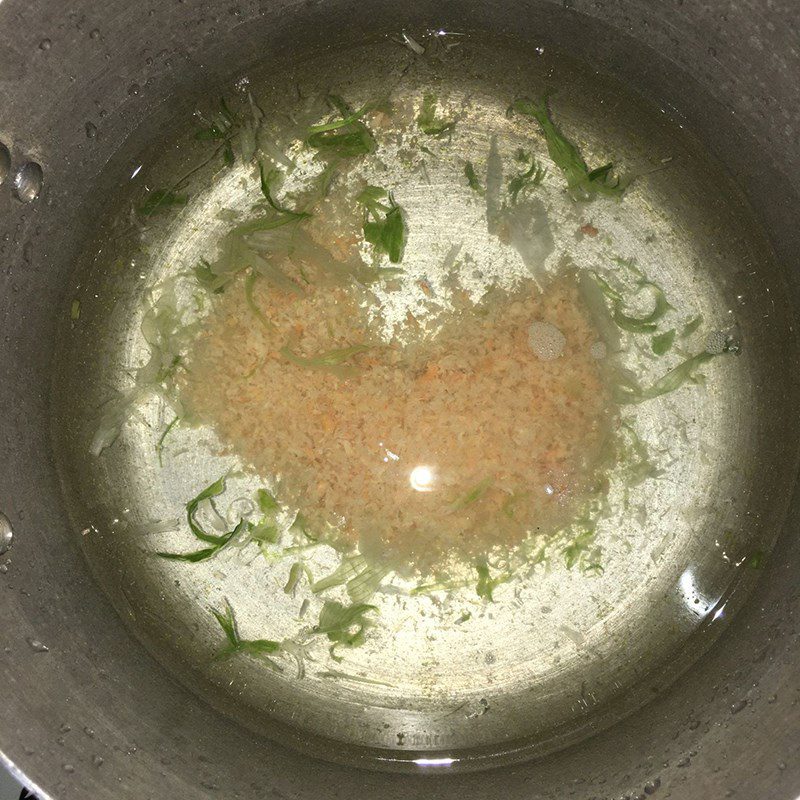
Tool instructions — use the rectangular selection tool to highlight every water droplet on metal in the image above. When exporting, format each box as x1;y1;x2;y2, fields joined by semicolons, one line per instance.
0;142;10;185
0;564;8;574
62;763;75;774
127;83;141;96
27;637;49;653
778;761;786;770
13;162;44;203
644;777;661;794
89;28;100;40
84;726;95;738
0;512;13;554
730;698;748;714
85;122;98;139
92;754;104;767
39;38;52;51
59;723;71;733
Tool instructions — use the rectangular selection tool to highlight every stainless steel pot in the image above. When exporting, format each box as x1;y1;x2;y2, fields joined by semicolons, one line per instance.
1;1;799;798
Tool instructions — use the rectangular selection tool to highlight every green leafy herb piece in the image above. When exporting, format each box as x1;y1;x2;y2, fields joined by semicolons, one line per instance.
70;299;81;320
155;415;179;467
195;98;241;166
195;97;238;141
417;94;455;137
449;477;493;512
156;476;241;561
284;562;307;595
258;163;311;221
410;578;473;595
616;351;720;404
563;528;596;569
464;161;485;195
356;186;406;263
681;314;704;338
651;329;676;355
588;270;624;302
306;95;376;158
744;550;765;569
194;259;225;293
210;600;283;670
139;190;188;216
612;281;673;333
618;422;662;487
280;343;370;371
475;560;508;602
507;154;547;203
157;518;248;562
316;670;394;686
310;554;388;603
583;562;605;576
313;601;378;652
257;488;279;513
243;272;272;328
512;96;629;200
185;476;229;543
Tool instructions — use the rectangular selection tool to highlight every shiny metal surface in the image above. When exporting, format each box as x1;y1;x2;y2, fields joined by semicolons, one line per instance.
1;1;800;798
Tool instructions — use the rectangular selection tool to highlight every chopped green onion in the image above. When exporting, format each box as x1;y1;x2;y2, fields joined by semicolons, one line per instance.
70;299;81;320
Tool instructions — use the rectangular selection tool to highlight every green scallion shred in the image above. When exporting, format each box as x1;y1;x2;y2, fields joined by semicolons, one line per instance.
464;161;485;195
616;350;721;404
475;560;508;602
512;95;629;200
563;528;596;570
280;343;370;371
416;93;456;137
70;299;81;320
681;314;704;338
449;477;493;512
313;600;378;653
356;186;406;263
284;562;306;595
306;95;376;158
651;329;676;355
507;155;547;203
258;162;312;221
210;600;283;670
612;281;673;333
243;272;272;328
139;190;188;217
155;415;179;467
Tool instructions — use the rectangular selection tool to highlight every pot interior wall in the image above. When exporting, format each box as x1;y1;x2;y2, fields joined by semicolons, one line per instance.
1;1;799;799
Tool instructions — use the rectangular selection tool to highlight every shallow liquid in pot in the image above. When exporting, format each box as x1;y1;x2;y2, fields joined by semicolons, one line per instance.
51;32;778;769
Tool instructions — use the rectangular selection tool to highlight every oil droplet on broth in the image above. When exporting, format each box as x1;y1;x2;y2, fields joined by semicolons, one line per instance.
179;263;618;573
